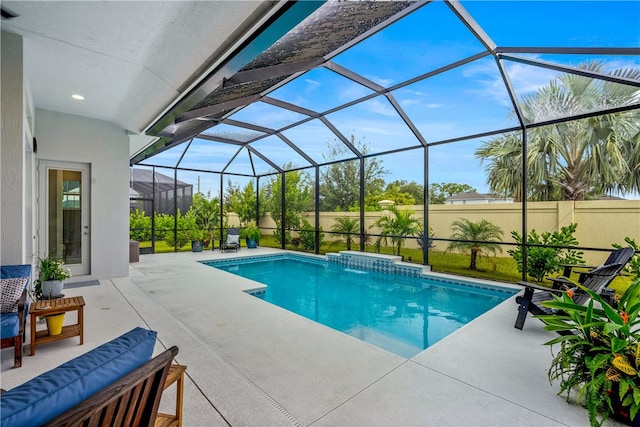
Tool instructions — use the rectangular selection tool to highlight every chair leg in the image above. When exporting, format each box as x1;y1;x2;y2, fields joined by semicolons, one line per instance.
13;335;22;368
514;287;534;330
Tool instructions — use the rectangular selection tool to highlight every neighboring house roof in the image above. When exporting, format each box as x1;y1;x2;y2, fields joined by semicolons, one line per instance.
446;191;510;201
595;194;626;201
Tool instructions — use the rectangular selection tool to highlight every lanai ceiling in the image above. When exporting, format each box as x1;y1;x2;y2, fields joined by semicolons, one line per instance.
134;0;640;178
0;0;286;134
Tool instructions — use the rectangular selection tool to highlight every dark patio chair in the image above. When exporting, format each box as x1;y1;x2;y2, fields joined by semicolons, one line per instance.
553;246;636;285
220;227;241;252
514;247;635;332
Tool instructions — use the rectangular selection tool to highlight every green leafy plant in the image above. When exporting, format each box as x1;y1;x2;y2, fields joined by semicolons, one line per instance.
416;225;434;250
240;221;261;243
509;223;584;282
447;218;503;270
331;216;359;250
163;210;196;250
613;237;640;280
537;278;640;426
371;206;420;255
299;218;324;251
34;256;72;300
189;192;221;242
129;209;151;241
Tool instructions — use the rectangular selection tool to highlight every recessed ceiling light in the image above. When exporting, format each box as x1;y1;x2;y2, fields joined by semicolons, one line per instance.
71;94;85;100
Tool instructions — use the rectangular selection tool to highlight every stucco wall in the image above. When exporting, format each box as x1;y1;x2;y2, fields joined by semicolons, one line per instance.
35;109;129;279
1;31;37;265
1;32;27;264
253;200;640;264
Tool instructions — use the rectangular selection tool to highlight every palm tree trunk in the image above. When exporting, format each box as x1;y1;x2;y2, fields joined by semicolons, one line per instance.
470;249;478;270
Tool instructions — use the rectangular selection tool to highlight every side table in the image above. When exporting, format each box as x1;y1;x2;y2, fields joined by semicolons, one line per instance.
29;296;85;356
155;364;187;427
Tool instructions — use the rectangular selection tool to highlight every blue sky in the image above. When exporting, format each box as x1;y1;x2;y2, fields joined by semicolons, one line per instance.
141;1;640;199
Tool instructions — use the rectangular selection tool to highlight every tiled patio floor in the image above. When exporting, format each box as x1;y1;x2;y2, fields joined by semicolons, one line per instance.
1;248;623;426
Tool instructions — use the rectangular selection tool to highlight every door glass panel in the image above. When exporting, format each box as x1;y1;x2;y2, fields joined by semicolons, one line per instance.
48;169;82;264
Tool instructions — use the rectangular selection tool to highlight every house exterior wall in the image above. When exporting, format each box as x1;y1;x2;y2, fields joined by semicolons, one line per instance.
1;31;34;265
35;109;130;279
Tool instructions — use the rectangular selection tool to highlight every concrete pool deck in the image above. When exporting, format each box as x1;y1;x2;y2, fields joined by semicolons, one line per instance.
1;248;624;426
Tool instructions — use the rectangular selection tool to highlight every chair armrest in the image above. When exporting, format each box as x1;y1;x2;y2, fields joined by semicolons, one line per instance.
546;276;577;290
17;289;28;335
559;263;594;277
17;290;27;318
517;281;565;295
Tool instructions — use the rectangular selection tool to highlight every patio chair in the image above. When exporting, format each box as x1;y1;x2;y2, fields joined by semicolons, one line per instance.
514;250;633;332
1;264;32;368
220;227;241;252
553;246;636;285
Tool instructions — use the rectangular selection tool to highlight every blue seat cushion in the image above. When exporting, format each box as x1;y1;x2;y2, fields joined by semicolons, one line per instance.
0;327;157;427
0;265;32;280
0;312;19;339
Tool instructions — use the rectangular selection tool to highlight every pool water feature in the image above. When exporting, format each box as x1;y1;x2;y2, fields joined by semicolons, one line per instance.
204;254;517;358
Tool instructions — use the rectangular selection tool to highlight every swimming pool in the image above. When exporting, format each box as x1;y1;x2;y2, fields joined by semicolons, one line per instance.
204;253;517;358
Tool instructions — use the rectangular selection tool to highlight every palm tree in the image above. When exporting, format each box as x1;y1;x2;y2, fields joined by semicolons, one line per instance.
447;218;504;270
331;216;359;250
372;206;421;256
476;61;640;201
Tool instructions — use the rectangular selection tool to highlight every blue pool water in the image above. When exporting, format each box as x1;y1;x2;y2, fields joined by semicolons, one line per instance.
204;254;516;358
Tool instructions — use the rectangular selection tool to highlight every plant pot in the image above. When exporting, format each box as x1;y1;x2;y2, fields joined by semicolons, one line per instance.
246;238;258;249
191;240;203;252
46;313;65;336
609;383;640;426
41;280;64;299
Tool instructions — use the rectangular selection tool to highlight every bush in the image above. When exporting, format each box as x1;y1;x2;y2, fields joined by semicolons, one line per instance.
299;218;324;251
416;225;434;250
273;228;291;246
613;237;640;280
163;210;197;250
508;223;584;282
154;213;174;241
129;209;151;241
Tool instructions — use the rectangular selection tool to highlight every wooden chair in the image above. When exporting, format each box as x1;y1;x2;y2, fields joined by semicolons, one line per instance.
43;346;178;427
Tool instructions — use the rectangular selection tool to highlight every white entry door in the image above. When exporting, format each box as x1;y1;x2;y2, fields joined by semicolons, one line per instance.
38;161;91;276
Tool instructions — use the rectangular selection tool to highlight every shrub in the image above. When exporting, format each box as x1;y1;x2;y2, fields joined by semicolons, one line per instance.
509;223;584;282
416;225;434;250
273;228;292;246
129;209;151;241
163;210;197;250
613;237;640;280
299;218;324;251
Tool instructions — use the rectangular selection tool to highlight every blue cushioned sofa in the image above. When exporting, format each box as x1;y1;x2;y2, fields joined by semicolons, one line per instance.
1;265;32;368
0;327;160;427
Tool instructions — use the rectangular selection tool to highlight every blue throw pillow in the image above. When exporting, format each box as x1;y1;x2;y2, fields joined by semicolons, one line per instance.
0;327;157;427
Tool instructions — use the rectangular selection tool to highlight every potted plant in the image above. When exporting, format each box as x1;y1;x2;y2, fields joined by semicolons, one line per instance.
240;222;260;249
187;227;205;252
537;278;640;426
34;255;72;335
34;256;72;301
